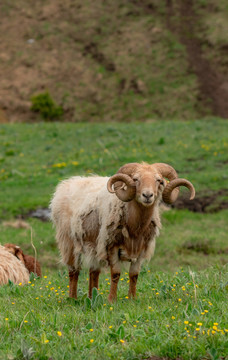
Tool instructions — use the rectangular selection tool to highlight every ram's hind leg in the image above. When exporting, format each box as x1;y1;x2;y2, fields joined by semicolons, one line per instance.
67;251;81;299
108;247;121;303
88;268;101;298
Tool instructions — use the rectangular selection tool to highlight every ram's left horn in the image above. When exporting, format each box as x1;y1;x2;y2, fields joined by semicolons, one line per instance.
162;178;195;204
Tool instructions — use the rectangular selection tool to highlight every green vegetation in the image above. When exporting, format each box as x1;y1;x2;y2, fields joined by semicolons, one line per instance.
0;120;227;359
0;118;228;217
31;92;63;121
0;266;227;360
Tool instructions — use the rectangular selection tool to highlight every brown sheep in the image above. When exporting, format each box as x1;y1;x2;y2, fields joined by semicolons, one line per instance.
4;243;42;277
0;245;29;285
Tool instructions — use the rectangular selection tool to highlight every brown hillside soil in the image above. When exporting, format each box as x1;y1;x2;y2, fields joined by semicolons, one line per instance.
178;0;228;118
165;0;228;118
0;0;227;122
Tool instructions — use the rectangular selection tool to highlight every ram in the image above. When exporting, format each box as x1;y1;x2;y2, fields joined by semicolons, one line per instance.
50;162;195;302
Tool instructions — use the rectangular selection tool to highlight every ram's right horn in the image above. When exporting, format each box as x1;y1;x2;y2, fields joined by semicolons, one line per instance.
107;174;136;202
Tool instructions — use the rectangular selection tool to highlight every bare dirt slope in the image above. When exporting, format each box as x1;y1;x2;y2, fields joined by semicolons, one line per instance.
0;0;227;122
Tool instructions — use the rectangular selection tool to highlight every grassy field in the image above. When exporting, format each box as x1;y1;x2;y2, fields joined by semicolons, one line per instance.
0;119;228;359
1;266;228;360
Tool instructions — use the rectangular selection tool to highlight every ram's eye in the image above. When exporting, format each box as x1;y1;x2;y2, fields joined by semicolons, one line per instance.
133;178;138;182
157;179;164;185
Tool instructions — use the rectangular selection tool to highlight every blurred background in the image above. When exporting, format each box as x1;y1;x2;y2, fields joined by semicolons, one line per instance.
0;0;228;272
0;0;228;123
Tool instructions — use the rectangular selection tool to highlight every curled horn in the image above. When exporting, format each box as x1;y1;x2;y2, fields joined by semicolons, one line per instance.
107;174;136;202
162;178;195;204
153;163;195;204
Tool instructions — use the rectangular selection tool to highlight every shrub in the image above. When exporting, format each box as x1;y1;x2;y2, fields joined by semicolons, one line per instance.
31;92;63;121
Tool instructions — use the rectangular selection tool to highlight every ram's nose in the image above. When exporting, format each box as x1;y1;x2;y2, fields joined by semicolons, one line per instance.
142;192;154;201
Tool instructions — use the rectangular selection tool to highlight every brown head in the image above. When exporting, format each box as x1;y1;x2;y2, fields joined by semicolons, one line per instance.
4;243;42;277
4;243;25;265
107;162;195;206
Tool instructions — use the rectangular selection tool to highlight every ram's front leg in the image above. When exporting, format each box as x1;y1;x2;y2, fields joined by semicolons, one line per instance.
88;268;101;298
69;266;80;299
108;247;121;303
128;259;143;299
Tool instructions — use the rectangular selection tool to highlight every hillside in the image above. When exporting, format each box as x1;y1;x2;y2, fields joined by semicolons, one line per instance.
0;0;228;122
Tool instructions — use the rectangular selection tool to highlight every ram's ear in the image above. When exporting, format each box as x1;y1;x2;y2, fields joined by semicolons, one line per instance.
15;247;25;263
122;227;129;238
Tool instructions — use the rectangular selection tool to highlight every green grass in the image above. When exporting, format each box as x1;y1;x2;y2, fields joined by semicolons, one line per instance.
0;118;228;218
1;210;228;274
0;120;228;359
0;266;227;360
